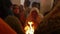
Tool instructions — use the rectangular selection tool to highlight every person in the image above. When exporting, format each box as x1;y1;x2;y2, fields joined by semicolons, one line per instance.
5;16;24;34
32;2;40;10
35;1;60;34
24;0;31;18
0;0;13;19
19;5;26;27
25;7;44;30
12;4;20;19
24;0;30;9
0;18;17;34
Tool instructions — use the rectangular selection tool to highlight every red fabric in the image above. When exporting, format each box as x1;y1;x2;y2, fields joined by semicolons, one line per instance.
0;18;17;34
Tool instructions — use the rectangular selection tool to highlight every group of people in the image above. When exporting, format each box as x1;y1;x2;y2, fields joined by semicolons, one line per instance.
0;0;43;34
0;0;60;34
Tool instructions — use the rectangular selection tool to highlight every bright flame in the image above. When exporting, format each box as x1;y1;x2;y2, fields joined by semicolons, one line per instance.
24;22;34;34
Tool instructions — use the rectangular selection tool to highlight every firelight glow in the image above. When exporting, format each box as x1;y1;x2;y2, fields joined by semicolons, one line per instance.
24;22;34;34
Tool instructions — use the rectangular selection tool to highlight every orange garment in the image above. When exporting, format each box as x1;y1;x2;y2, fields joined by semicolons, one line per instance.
0;18;17;34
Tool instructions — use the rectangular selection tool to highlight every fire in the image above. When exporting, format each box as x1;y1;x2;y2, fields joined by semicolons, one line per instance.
24;22;34;34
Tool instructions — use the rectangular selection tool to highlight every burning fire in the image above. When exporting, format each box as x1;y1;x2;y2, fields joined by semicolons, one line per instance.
24;22;34;34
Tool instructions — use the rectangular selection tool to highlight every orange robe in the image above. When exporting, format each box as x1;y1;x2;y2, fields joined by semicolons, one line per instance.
0;18;17;34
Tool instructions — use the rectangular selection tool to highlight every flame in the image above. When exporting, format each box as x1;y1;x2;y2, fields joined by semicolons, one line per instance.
24;22;34;34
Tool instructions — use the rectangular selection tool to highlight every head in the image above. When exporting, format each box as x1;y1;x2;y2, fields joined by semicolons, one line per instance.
31;8;38;18
32;2;40;10
13;4;20;14
24;0;30;8
30;7;40;17
19;5;24;13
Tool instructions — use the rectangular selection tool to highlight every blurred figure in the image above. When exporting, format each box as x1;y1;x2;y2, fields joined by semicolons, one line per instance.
19;5;26;27
5;16;24;34
32;2;40;11
0;0;13;19
35;1;60;34
0;18;17;34
12;4;20;19
24;0;31;18
53;0;60;8
26;7;44;30
9;4;14;11
24;0;30;9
